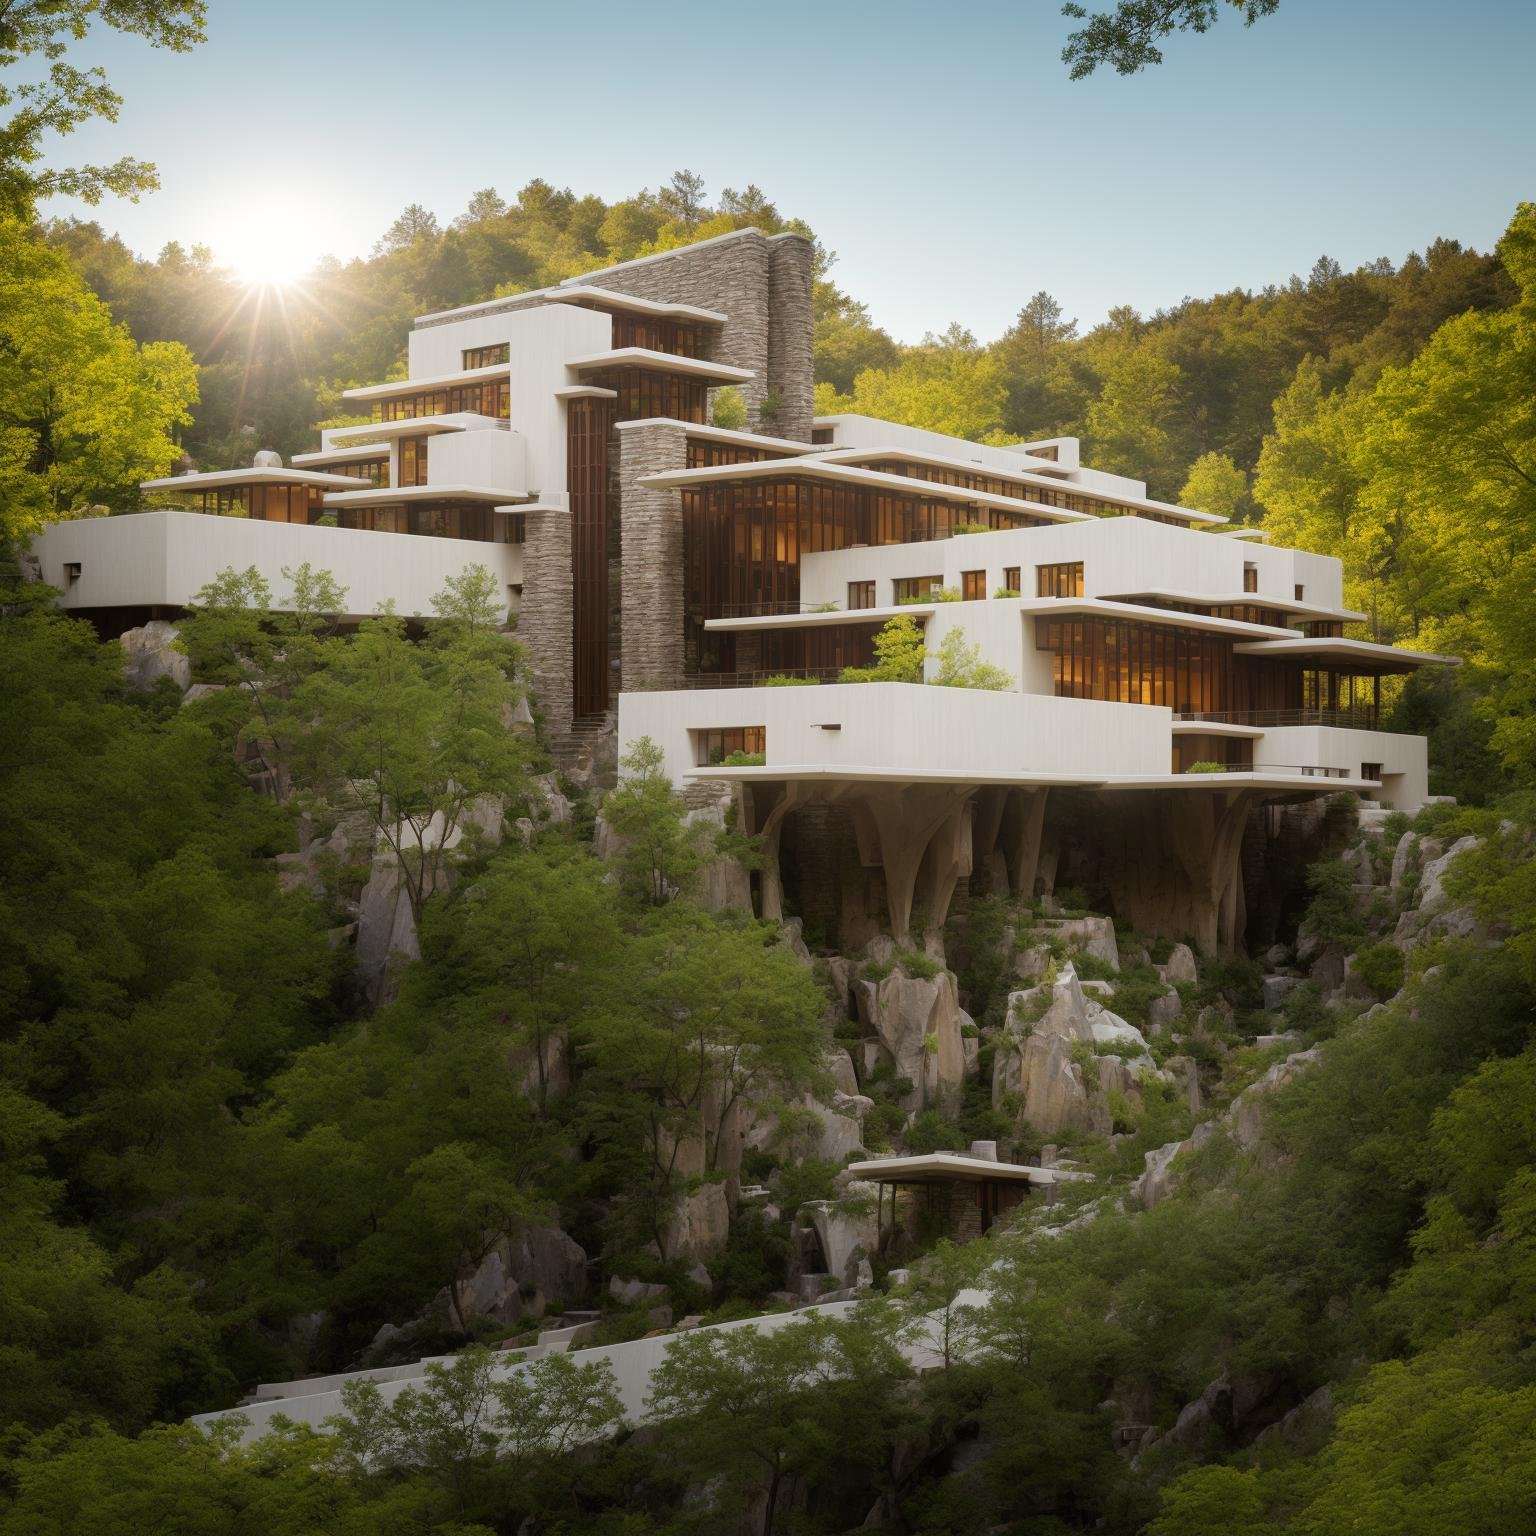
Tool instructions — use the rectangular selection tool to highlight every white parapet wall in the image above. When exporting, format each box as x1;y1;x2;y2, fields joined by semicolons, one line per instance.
797;517;1347;617
29;511;524;622
1257;725;1429;809
619;682;1174;784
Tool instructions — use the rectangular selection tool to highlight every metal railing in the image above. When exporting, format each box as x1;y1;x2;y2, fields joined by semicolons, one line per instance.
1184;762;1355;780
1175;708;1380;730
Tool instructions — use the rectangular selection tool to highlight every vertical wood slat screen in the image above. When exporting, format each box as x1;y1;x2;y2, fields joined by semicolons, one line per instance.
569;395;615;719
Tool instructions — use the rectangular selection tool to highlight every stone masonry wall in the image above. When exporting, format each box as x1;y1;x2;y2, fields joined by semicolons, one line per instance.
566;229;814;442
519;511;573;738
767;236;816;443
617;422;689;692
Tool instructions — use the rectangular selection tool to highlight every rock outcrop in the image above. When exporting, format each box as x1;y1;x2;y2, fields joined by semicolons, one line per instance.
119;619;190;692
803;1184;879;1288
664;1181;731;1265
854;961;968;1112
437;1223;588;1328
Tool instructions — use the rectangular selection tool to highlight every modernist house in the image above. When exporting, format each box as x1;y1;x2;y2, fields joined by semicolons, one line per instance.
27;227;1456;951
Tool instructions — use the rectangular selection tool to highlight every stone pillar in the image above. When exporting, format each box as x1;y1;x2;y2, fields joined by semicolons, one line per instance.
519;510;573;739
617;421;688;692
767;234;816;443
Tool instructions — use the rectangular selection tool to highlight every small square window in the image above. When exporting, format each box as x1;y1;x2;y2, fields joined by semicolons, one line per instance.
1361;762;1382;781
63;562;81;584
1294;584;1305;601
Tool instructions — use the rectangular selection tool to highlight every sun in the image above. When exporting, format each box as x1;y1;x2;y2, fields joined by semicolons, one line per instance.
213;213;318;288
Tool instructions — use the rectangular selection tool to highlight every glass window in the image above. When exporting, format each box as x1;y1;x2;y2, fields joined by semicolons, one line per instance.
962;569;986;601
462;344;509;369
847;580;876;610
1036;562;1084;598
1002;567;1021;595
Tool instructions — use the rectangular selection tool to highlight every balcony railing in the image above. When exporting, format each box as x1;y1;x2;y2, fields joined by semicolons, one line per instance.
1175;708;1380;731
1184;762;1357;780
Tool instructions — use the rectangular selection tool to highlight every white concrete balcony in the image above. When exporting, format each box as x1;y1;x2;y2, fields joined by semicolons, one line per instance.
29;511;523;622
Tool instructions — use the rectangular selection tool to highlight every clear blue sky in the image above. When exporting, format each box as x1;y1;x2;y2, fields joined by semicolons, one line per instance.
50;0;1536;342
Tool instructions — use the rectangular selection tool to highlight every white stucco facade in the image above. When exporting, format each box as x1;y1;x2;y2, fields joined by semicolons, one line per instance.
30;511;522;621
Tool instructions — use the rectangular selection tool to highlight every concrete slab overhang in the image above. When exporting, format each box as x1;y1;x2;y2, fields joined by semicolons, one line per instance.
322;415;498;447
321;484;520;508
846;1152;1090;1187
415;284;727;329
702;596;1299;641
1101;586;1370;623
636;457;1096;524
341;362;509;402
141;467;362;492
567;348;755;384
810;445;1226;527
291;443;392;468
686;765;1382;794
1230;636;1461;670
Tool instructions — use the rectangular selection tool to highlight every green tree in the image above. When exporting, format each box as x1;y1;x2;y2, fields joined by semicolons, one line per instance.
0;220;197;541
841;613;928;683
600;735;708;905
647;1312;912;1535
1061;1;1280;79
1179;450;1250;521
931;626;1014;690
0;1;206;222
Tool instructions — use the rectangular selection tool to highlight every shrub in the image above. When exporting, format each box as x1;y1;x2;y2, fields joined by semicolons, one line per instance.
721;750;765;766
840;614;927;684
931;626;1013;690
759;673;819;686
896;947;943;979
1068;1038;1101;1092
953;521;991;536
809;602;839;613
993;586;1022;599
934;587;963;602
1304;857;1365;945
906;1109;964;1153
710;385;747;430
1354;940;1406;997
1184;760;1227;774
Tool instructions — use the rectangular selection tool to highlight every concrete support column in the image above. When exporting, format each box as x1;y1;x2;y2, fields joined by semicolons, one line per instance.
1002;788;1050;901
618;422;688;692
519;509;573;739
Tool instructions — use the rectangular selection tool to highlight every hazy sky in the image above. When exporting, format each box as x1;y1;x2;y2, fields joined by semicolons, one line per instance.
50;0;1536;342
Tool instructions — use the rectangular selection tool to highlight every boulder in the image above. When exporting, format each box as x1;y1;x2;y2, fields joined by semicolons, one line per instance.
355;853;421;1005
444;1224;588;1327
1229;1048;1322;1155
854;965;966;1112
1389;832;1419;891
119;619;190;692
1146;990;1183;1036
1262;974;1303;1012
1418;835;1480;914
664;1182;730;1264
1044;915;1120;973
1164;1054;1202;1114
1157;942;1198;986
991;964;1106;1137
1011;943;1054;982
609;1276;668;1306
1133;1122;1217;1208
804;1185;879;1286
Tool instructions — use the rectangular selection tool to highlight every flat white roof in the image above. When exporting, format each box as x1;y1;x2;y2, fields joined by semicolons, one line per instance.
684;763;1383;795
415;284;727;328
326;415;497;446
557;224;800;284
1101;586;1368;622
554;385;619;401
637;457;1096;525
703;596;1298;641
321;484;521;508
341;362;509;402
812;423;1225;526
618;417;826;455
141;467;361;491
567;347;755;384
291;443;389;467
1232;636;1460;669
817;442;1082;484
846;1152;1087;1186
